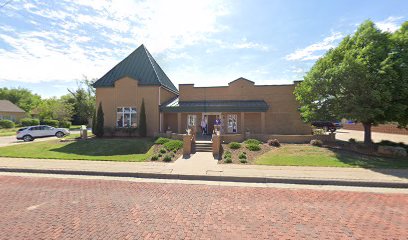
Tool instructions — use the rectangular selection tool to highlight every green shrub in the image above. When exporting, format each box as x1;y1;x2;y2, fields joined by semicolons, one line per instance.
41;119;59;127
163;155;172;162
158;153;162;157
59;120;71;128
223;151;232;159
238;152;247;159
95;102;104;137
240;158;248;163
173;149;177;153
349;138;356;143
155;137;171;145
139;98;147;137
159;148;167;154
20;118;40;126
0;120;14;129
229;142;241;149
267;139;281;147
224;157;232;163
246;143;261;151
164;140;183;151
310;139;323;147
244;139;261;145
151;155;159;161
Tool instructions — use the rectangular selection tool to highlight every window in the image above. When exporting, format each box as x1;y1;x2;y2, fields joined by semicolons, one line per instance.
227;114;237;133
116;107;137;128
187;115;196;127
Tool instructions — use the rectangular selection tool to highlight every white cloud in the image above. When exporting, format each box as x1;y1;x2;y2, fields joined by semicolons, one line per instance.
285;32;343;61
375;16;404;33
0;0;231;83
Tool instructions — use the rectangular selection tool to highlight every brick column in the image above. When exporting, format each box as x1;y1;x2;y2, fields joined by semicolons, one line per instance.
183;134;192;158
261;112;265;133
240;112;245;133
177;113;181;134
212;134;221;159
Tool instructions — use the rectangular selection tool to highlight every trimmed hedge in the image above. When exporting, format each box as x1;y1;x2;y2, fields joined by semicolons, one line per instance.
244;139;262;145
41;119;59;127
20;118;40;126
155;137;171;145
246;143;261;151
229;142;241;149
59;120;72;128
163;140;183;151
0;119;15;129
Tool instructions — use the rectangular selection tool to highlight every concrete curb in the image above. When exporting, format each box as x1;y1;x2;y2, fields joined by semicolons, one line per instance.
1;167;408;188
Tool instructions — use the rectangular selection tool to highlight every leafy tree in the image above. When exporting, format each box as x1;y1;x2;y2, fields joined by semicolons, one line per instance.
67;77;96;125
36;97;73;122
139;98;147;137
95;102;104;137
295;20;407;144
0;87;41;113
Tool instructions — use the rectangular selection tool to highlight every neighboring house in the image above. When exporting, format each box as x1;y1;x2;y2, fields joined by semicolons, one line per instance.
94;44;311;137
0;100;26;122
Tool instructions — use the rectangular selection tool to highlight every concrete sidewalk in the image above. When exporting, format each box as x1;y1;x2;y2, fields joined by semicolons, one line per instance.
0;157;407;188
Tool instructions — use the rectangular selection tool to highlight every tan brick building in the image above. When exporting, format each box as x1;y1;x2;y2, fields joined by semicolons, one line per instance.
94;45;311;137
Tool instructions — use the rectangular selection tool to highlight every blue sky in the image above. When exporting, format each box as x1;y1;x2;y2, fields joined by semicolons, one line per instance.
0;0;407;98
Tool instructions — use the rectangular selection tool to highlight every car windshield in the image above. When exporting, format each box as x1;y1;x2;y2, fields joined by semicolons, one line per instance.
18;128;27;131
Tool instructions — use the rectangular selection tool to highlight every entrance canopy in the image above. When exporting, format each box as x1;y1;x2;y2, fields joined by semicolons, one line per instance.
160;98;269;112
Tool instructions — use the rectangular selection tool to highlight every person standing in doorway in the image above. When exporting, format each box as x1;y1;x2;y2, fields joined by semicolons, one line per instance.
201;118;206;135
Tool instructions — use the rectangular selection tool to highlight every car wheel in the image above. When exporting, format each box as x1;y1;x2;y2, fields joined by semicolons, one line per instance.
55;131;65;138
23;135;33;142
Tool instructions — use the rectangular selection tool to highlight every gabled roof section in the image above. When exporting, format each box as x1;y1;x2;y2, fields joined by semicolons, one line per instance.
93;44;178;94
0;100;25;113
228;77;255;85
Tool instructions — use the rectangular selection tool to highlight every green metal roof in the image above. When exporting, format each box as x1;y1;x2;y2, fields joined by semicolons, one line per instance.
93;44;178;94
160;98;269;112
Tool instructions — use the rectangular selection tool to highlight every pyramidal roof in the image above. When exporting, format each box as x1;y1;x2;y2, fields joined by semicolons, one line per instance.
93;44;178;94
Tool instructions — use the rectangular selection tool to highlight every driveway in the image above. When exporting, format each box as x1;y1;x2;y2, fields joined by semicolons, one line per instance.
0;130;80;147
336;129;408;144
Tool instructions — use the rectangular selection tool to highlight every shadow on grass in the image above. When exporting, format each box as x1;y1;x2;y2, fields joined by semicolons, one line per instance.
326;145;408;179
50;138;154;156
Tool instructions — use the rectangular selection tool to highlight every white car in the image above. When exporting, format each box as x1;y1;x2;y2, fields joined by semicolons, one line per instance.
16;125;70;142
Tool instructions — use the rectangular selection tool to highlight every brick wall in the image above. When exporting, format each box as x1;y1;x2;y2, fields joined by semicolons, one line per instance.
343;123;408;135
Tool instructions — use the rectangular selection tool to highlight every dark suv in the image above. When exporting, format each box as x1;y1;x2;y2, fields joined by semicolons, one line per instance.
311;121;337;133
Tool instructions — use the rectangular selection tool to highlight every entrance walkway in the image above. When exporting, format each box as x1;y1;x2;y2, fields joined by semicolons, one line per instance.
172;152;219;175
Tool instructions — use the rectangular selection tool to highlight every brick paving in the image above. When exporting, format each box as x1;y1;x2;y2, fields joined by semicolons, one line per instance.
0;176;407;239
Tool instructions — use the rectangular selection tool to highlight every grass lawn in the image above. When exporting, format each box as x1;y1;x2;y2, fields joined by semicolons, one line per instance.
255;144;408;168
0;137;155;162
0;128;18;137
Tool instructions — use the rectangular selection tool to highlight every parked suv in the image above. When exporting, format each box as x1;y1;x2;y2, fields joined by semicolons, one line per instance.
16;125;70;142
311;121;337;133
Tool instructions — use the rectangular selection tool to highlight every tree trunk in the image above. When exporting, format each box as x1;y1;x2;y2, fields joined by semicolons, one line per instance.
362;122;372;144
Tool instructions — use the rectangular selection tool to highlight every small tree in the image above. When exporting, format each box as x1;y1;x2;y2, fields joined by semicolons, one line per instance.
139;98;147;137
95;102;104;137
91;109;97;135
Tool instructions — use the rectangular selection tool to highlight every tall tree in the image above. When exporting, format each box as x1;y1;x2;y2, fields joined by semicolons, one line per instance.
139;99;147;137
67;77;96;125
0;87;41;113
295;20;407;144
36;97;74;122
95;102;104;137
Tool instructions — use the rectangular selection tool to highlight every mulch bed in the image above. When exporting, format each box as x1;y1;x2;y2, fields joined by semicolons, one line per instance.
220;143;275;164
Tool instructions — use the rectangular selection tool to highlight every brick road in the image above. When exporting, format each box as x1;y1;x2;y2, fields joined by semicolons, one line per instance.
0;176;407;239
